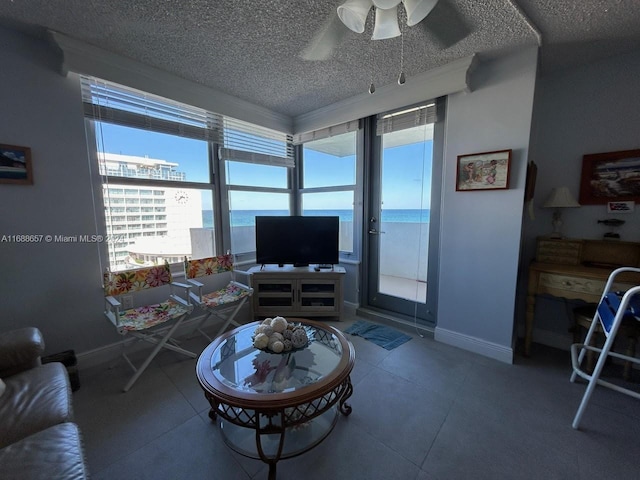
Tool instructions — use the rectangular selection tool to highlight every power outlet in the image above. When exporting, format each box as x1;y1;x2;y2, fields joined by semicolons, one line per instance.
121;295;133;309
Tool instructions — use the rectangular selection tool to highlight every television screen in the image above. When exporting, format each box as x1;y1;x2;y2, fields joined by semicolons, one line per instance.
255;216;339;266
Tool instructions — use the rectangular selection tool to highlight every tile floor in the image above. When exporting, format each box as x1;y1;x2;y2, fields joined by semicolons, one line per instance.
72;315;640;480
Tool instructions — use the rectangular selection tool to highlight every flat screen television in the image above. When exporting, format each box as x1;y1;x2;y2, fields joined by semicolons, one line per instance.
255;216;339;267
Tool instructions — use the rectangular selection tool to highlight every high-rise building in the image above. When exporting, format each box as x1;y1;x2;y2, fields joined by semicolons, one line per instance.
99;152;203;270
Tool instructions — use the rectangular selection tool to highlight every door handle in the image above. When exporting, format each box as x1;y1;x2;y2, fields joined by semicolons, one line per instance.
368;229;385;234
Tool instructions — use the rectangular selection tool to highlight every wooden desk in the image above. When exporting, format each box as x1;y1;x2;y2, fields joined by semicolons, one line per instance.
525;238;640;356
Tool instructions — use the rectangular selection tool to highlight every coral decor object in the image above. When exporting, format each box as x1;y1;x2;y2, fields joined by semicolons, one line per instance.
243;358;276;387
252;316;310;353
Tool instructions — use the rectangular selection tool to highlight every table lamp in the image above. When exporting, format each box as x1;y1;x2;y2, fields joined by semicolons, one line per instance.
543;186;580;238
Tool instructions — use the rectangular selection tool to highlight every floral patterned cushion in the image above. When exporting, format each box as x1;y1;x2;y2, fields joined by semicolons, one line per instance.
117;300;191;332
201;283;251;308
104;264;172;296
185;255;233;279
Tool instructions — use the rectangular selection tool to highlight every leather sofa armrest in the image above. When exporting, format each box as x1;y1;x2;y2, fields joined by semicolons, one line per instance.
0;327;45;378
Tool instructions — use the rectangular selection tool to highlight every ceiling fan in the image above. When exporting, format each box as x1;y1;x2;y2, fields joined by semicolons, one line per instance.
301;0;470;61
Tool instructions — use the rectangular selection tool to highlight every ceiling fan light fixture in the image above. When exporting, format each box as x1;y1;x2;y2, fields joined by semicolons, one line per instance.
372;0;402;8
337;0;373;34
372;7;401;40
402;0;439;27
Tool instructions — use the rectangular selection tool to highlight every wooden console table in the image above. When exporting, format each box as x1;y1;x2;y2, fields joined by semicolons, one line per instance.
248;265;345;321
525;238;640;356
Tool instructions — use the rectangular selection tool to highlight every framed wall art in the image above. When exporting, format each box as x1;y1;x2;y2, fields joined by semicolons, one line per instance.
579;149;640;204
0;144;33;185
456;149;512;191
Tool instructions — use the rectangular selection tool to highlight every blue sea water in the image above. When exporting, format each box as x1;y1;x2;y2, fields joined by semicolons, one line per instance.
203;209;430;228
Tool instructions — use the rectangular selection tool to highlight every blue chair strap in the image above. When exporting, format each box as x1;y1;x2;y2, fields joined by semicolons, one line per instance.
598;291;640;335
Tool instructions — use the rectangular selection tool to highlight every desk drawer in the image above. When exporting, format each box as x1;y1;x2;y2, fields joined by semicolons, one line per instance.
539;273;604;297
536;239;582;265
538;273;633;300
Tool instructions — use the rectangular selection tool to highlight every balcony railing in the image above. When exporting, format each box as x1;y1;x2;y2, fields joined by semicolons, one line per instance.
224;221;429;288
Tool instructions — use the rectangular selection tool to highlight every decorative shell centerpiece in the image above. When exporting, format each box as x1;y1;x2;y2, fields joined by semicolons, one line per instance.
252;316;310;353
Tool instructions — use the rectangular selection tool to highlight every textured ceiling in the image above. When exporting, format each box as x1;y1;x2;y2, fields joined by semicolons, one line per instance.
1;0;640;118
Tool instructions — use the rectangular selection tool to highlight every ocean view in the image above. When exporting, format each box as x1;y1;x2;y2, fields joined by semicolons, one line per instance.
202;209;430;228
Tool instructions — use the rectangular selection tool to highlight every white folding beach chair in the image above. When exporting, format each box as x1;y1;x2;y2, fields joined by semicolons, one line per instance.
104;262;197;392
184;254;253;342
570;266;640;429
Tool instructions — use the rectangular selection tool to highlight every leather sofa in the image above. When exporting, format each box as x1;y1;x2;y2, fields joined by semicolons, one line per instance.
0;327;89;479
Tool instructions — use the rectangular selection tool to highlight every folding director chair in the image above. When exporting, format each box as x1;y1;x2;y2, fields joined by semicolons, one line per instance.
184;254;253;342
570;266;640;429
104;262;197;392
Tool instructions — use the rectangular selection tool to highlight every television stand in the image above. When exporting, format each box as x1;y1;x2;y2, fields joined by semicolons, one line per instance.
248;265;345;321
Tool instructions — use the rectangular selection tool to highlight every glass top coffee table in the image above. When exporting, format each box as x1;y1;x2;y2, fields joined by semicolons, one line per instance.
196;318;355;480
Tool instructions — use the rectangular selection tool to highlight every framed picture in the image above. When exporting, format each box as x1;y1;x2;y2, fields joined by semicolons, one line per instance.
456;149;512;191
579;149;640;204
0;144;33;185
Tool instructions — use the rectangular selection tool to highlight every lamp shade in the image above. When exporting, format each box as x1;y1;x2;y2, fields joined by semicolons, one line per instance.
543;187;581;208
403;0;439;27
372;0;402;8
372;7;401;40
337;0;372;34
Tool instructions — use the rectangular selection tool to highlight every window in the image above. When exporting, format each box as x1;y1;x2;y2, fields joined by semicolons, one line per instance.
227;191;290;253
83;77;219;271
93;129;214;271
302;191;354;253
220;118;294;256
226;161;288;188
302;140;356;188
298;124;360;255
82;76;294;271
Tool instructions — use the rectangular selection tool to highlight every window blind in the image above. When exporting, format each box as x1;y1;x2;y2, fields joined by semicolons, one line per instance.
292;120;360;145
81;76;294;167
221;117;294;168
376;102;438;136
81;76;223;142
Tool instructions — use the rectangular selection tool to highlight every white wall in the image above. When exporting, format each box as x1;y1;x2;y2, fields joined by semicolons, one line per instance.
435;47;539;363
0;27;117;354
519;48;640;348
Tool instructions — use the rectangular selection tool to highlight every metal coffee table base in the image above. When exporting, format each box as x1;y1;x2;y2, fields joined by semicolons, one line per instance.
206;376;353;480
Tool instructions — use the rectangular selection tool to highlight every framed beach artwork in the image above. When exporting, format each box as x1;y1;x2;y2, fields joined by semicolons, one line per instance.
579;149;640;204
456;149;512;191
0;144;33;185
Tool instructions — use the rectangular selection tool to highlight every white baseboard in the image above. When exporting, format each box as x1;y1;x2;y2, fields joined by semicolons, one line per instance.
343;301;358;318
76;341;127;371
434;327;513;364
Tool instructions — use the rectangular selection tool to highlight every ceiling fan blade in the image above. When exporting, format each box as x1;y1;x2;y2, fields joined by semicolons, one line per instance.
301;12;351;61
419;0;472;49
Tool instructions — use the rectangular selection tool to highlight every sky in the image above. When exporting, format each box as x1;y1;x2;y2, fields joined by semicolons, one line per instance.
95;122;433;211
